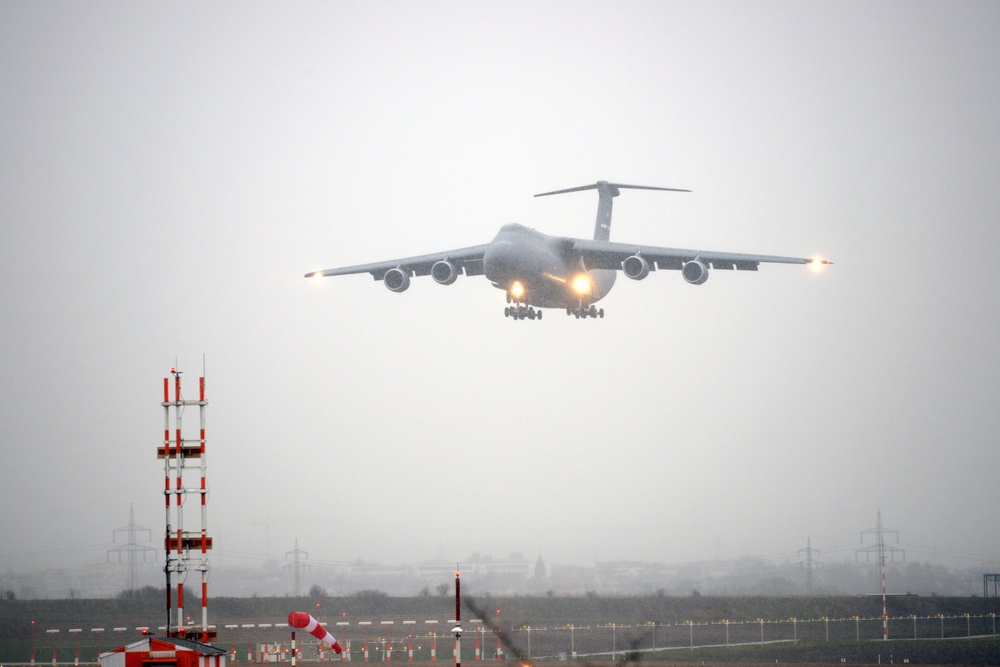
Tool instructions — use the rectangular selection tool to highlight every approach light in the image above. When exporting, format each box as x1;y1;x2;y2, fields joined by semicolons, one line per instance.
571;273;592;295
509;280;525;299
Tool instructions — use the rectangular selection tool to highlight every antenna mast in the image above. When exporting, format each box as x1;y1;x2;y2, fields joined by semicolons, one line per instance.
160;367;213;641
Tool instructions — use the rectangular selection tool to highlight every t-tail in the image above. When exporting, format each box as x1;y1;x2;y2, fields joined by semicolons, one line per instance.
534;180;690;242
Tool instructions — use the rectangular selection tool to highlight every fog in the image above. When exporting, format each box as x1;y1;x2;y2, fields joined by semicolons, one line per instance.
2;1;999;598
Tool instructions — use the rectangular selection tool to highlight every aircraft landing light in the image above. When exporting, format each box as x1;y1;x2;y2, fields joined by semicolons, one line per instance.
808;258;832;271
571;274;592;295
509;280;525;299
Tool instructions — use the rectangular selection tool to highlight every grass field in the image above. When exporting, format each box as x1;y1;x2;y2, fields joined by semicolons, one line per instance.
2;594;997;664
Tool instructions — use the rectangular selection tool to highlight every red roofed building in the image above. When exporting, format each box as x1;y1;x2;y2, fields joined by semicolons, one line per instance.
99;636;227;667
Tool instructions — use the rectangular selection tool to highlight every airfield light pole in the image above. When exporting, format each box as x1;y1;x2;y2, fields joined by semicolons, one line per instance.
423;621;436;662
46;628;58;665
494;609;502;661
92;626;104;659
69;628;80;666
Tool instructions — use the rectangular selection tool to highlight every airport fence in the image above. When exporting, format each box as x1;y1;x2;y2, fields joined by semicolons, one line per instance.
15;612;999;663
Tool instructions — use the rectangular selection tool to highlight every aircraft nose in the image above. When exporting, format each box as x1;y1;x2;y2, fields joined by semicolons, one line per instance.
483;241;519;283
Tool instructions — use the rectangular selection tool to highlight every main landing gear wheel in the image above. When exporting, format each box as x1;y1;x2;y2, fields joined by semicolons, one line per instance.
504;304;540;321
567;305;605;319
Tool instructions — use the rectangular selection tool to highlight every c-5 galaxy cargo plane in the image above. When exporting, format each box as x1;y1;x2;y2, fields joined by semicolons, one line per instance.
306;181;830;320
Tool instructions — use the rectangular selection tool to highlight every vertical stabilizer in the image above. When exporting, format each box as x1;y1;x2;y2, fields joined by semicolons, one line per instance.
592;181;619;242
534;181;689;241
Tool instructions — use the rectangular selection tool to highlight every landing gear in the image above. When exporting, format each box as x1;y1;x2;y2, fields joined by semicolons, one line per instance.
567;304;604;319
504;304;541;321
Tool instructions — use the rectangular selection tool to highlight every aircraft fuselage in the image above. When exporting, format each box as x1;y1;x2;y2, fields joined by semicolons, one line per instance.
483;224;616;309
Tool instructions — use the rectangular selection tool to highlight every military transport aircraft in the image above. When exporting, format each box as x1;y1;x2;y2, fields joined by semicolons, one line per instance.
305;181;830;320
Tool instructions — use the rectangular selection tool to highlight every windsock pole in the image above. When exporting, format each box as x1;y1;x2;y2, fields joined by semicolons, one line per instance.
454;569;461;667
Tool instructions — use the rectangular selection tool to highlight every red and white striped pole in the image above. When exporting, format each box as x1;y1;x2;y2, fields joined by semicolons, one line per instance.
162;377;171;633
174;373;184;635
495;610;502;662
199;376;209;643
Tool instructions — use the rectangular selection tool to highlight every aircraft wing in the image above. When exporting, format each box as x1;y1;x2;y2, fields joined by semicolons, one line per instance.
305;243;493;280
573;239;829;272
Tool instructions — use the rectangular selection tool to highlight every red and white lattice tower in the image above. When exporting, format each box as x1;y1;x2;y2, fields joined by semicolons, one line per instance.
160;368;213;641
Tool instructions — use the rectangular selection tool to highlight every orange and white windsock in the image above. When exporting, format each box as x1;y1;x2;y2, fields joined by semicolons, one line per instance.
288;612;342;654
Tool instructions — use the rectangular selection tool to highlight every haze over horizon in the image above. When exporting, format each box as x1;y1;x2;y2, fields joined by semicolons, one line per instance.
2;1;999;595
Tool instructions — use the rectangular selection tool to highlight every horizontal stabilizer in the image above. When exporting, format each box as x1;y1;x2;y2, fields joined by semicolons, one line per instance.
534;181;690;198
535;180;690;242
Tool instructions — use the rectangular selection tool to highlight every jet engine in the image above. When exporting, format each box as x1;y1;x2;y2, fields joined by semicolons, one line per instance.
383;267;411;292
682;259;709;285
431;260;459;285
622;254;650;280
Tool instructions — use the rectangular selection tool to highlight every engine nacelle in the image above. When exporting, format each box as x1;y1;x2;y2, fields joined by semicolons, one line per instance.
383;267;411;292
682;259;709;285
622;254;650;280
431;260;459;285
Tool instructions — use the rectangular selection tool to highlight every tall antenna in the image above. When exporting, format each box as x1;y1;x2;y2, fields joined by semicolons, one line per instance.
108;504;156;593
160;367;213;641
856;508;904;640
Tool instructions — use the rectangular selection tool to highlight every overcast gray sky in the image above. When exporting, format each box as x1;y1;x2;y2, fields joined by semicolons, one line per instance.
2;1;999;585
